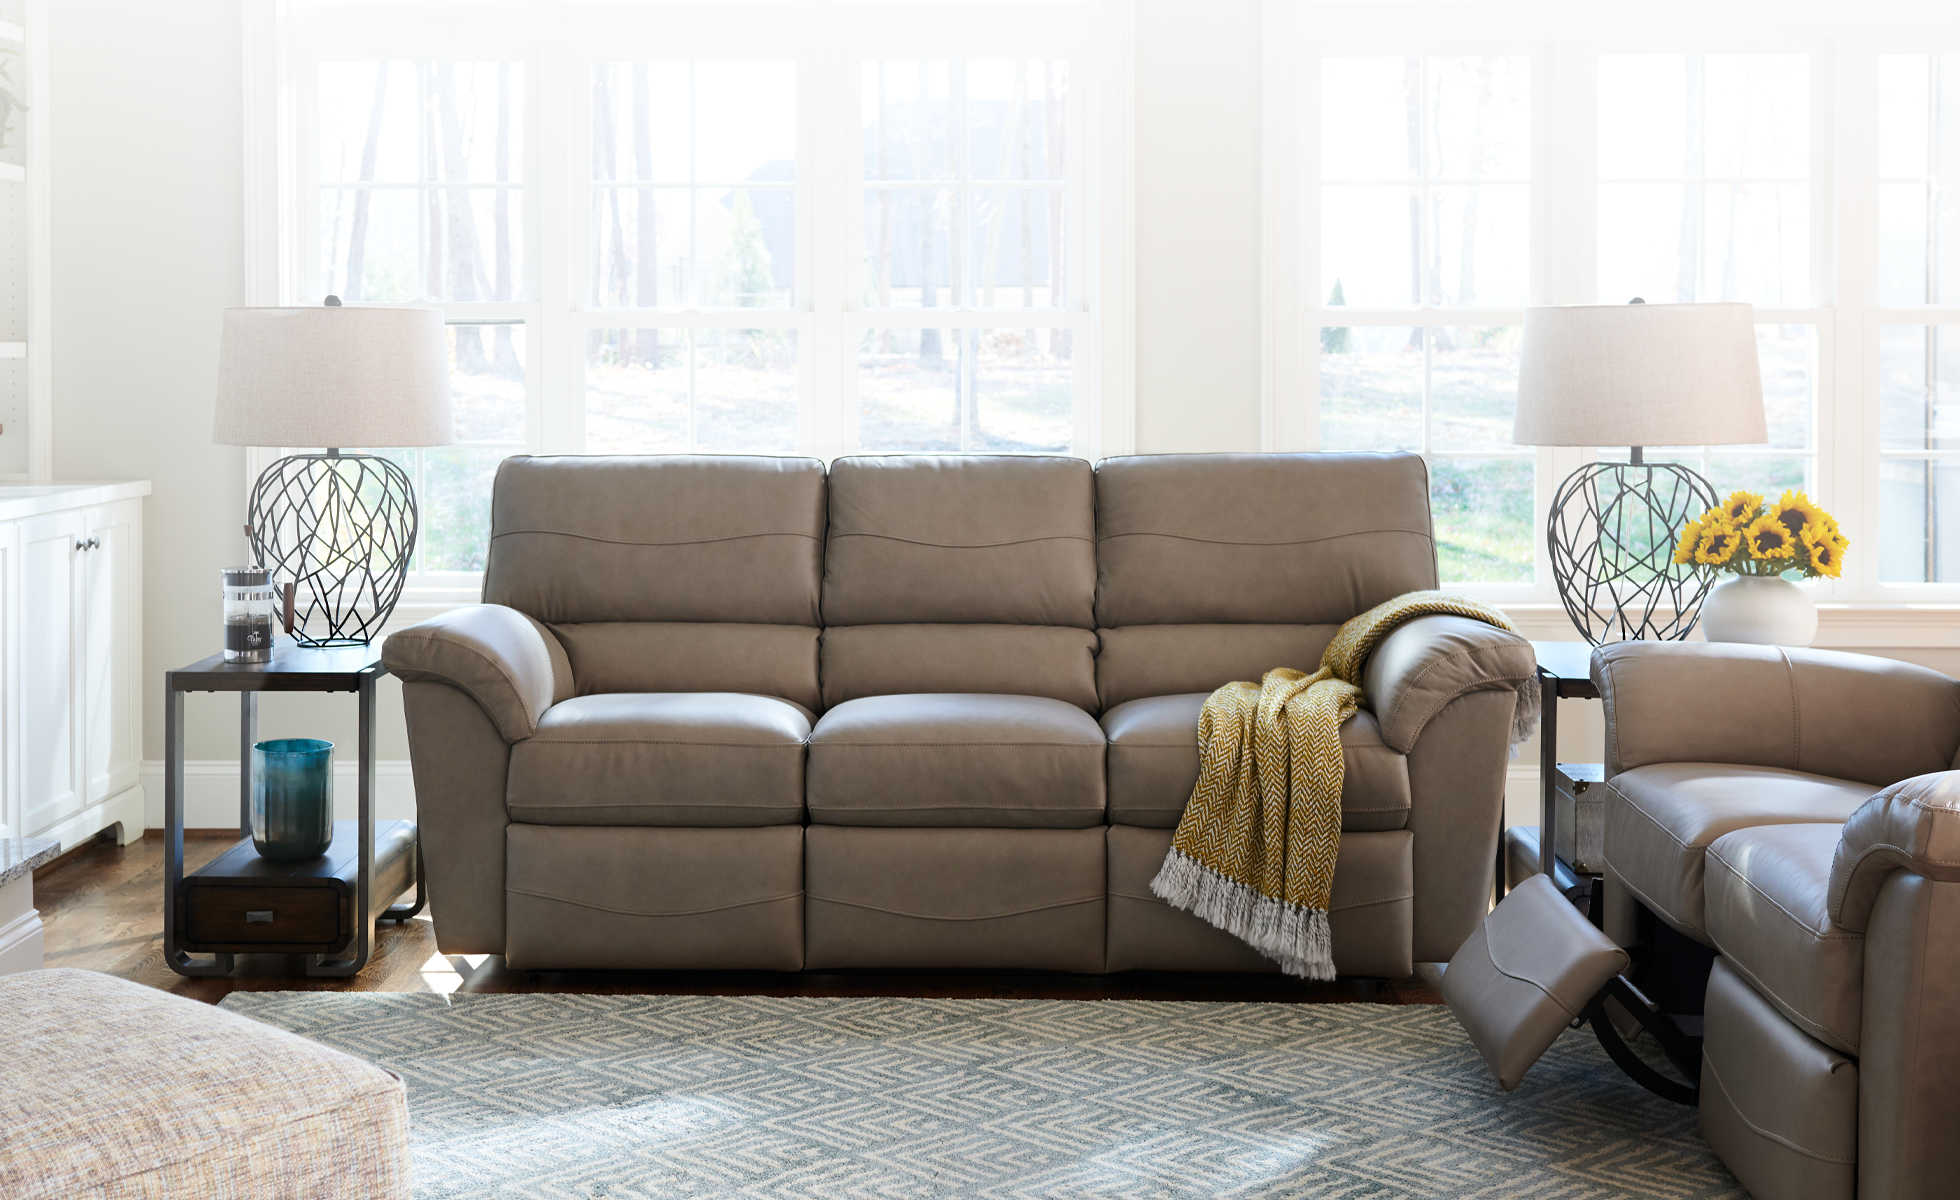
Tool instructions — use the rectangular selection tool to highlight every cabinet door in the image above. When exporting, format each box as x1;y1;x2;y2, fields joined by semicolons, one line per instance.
82;501;141;804
0;521;19;840
19;509;84;837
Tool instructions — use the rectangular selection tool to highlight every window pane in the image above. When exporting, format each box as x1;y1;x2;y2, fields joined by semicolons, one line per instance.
863;60;955;181
1758;324;1814;451
1429;185;1528;306
591;187;688;307
694;330;797;452
1430;326;1520;453
320;187;419;301
1880;325;1960;450
1321;186;1416;307
968;186;1063;308
697;187;794;308
1598;55;1690;179
318;61;419;184
694;62;797;184
1702;55;1808;179
1431;457;1532;583
1873;458;1960;583
1425;57;1529;180
1704;454;1809;502
1319;325;1421;452
448;324;526;445
432;187;525;302
1597;183;1808;304
967;59;1068;181
1878;182;1931;306
592;62;689;183
418;447;507;572
858;327;963;450
1320;57;1417;182
585;328;688;453
863;188;955;308
972;329;1071;452
1876;55;1960;306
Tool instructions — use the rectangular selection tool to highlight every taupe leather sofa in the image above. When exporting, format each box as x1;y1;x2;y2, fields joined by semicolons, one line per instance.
383;452;1535;976
1593;642;1960;1200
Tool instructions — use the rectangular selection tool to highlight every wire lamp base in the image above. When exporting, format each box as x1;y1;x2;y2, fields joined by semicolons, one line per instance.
246;450;418;647
1548;453;1717;646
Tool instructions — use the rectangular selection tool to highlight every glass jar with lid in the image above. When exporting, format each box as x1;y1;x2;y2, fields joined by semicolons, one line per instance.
222;567;276;663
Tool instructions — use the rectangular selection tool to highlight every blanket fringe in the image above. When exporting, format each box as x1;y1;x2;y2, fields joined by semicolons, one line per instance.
1150;847;1334;981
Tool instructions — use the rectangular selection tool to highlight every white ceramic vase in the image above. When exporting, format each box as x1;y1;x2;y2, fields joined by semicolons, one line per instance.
1699;575;1817;647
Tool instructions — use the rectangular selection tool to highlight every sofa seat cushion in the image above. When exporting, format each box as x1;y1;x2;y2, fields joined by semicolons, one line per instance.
1706;823;1864;1055
1604;763;1871;943
807;693;1105;828
507;692;810;826
1101;693;1411;830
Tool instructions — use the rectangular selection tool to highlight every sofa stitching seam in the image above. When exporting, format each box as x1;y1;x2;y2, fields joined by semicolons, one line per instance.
1098;527;1432;549
492;529;819;546
805;895;1104;922
400;633;534;738
1705;846;1856;942
828;532;1093;549
507;888;803;919
1711;943;1858;1053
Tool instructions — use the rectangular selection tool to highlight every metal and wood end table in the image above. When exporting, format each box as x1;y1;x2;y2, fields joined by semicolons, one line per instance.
163;639;421;978
1512;639;1607;912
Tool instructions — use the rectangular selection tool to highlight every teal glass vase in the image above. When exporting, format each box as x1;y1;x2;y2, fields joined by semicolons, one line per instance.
251;738;334;861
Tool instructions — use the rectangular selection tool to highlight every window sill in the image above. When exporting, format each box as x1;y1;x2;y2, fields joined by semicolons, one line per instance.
1498;602;1960;649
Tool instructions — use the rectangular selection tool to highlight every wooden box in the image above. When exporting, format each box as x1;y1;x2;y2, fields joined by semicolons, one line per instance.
178;820;415;955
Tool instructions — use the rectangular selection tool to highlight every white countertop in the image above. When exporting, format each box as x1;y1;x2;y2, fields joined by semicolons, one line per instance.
0;480;152;522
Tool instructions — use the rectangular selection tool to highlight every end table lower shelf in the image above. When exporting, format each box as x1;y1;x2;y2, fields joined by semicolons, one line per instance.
177;821;419;968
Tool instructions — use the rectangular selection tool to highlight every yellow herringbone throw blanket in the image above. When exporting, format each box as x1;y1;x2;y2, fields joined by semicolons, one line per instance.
1149;591;1534;980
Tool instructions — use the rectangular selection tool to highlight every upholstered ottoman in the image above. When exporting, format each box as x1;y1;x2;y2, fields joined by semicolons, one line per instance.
0;969;409;1198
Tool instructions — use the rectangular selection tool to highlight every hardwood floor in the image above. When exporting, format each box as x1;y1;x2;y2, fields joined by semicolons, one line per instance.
36;831;1443;1006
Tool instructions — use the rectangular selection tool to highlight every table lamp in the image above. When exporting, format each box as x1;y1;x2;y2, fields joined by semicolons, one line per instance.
213;299;451;646
1514;301;1766;645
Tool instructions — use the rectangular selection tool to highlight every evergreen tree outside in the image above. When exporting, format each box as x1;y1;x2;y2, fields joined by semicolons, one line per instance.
1321;279;1351;353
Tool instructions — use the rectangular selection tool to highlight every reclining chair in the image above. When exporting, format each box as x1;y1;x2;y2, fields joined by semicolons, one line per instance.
1592;641;1960;1200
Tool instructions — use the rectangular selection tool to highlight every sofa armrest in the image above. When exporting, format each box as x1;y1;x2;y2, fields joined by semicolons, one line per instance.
1591;642;1960;784
382;605;571;741
1360;615;1536;754
1829;771;1960;931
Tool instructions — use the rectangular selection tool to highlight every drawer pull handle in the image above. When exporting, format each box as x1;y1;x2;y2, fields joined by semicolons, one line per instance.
245;910;275;924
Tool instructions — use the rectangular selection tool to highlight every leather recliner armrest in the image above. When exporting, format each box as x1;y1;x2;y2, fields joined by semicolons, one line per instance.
1590;641;1960;784
1360;615;1537;754
382;604;572;742
1830;771;1960;932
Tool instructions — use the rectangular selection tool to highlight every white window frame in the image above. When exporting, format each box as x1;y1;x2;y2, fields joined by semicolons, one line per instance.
243;0;1136;617
1265;1;1960;635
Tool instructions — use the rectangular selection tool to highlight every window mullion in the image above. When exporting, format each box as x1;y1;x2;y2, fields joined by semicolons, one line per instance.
538;27;580;454
1833;50;1880;597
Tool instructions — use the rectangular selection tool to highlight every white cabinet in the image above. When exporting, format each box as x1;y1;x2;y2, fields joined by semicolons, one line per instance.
0;483;147;849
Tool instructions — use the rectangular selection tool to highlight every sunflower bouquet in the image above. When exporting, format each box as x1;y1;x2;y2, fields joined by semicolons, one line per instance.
1673;489;1847;580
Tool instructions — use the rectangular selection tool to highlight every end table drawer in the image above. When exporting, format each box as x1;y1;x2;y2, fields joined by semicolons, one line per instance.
185;884;342;948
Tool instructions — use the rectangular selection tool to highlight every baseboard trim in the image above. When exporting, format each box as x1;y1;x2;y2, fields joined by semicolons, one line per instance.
140;760;418;831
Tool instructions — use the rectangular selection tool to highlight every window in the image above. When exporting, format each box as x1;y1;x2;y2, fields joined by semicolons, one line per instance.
265;1;1115;599
1271;5;1932;604
1878;53;1960;583
1314;55;1535;583
1596;53;1818;508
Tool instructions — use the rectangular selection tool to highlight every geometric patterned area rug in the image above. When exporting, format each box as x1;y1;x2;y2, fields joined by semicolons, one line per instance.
219;993;1740;1200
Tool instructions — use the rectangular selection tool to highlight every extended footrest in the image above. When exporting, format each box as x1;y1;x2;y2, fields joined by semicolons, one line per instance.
1442;874;1630;1090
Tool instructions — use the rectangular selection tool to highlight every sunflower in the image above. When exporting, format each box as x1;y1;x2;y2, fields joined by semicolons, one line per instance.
1673;512;1708;565
1695;521;1743;566
1803;531;1845;578
1771;489;1828;543
1722;490;1766;524
1743;513;1797;560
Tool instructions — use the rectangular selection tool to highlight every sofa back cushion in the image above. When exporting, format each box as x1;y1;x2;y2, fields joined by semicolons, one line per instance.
483;455;826;706
1094;453;1437;707
821;455;1098;708
486;455;825;623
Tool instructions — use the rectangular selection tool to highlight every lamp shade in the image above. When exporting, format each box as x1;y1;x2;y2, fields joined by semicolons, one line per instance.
1513;302;1766;448
213;305;452;448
